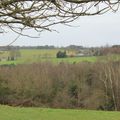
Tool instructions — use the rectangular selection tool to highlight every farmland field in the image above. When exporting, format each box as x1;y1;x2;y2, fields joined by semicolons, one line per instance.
0;49;120;65
0;105;120;120
0;49;97;65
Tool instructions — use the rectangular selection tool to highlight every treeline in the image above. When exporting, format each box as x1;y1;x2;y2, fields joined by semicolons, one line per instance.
0;61;120;111
0;45;55;50
0;45;83;50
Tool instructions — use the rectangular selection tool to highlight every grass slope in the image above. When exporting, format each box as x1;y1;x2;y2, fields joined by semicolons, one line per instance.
0;105;120;120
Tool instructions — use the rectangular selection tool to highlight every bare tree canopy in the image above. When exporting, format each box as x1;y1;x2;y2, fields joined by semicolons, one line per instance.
0;0;120;34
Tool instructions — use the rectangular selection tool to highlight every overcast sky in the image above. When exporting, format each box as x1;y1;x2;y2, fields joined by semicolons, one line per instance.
0;9;120;47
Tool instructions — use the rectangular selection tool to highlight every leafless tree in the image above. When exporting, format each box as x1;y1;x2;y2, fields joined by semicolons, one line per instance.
0;0;120;35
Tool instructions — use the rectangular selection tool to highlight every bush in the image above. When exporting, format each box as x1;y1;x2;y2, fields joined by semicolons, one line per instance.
56;51;67;58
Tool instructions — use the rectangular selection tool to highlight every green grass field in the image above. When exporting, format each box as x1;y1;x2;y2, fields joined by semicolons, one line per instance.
0;105;120;120
0;56;97;65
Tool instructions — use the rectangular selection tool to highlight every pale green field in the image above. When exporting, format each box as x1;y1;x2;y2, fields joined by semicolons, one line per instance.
0;105;120;120
20;49;58;57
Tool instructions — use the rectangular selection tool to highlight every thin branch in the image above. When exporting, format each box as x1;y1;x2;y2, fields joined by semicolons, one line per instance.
0;0;119;36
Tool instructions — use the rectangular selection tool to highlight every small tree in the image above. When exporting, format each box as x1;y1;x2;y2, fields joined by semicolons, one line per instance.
56;51;67;58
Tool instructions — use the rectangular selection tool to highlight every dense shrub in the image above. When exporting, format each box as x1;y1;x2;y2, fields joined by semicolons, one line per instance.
56;51;67;58
0;61;120;110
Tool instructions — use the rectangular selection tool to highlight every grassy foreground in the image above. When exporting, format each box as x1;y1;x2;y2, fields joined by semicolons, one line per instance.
0;105;120;120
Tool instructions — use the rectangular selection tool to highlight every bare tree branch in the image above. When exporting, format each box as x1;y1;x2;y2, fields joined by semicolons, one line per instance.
0;0;120;34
